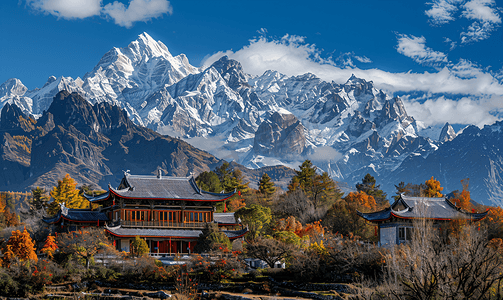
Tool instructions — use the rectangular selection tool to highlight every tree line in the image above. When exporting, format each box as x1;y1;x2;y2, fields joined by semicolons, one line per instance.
0;162;503;298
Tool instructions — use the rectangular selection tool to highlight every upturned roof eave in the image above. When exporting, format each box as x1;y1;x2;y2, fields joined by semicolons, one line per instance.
109;186;235;202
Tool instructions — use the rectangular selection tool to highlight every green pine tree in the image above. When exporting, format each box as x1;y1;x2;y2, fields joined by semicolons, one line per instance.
259;173;276;197
356;173;388;206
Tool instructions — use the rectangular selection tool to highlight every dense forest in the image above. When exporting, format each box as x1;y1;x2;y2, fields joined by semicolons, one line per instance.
1;161;503;298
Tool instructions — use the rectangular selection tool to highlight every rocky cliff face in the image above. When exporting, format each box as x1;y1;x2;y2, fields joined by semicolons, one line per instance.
253;112;306;158
14;33;503;202
0;91;292;191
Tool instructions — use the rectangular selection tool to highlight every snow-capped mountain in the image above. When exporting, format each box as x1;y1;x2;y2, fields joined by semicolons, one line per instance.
10;33;497;202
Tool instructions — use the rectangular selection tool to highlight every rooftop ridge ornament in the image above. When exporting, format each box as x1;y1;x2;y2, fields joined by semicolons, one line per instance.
60;202;68;216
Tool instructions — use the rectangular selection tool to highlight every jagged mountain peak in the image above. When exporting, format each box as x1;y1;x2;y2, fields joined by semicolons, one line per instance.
0;102;35;133
345;74;372;85
126;32;174;61
42;76;58;88
47;90;100;132
0;78;27;98
210;56;250;88
439;122;457;142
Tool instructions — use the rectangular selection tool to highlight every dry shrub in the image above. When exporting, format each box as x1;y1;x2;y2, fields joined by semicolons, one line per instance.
357;222;503;300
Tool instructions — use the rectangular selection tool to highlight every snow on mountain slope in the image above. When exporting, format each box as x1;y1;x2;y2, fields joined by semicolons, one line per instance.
0;78;33;115
3;32;480;202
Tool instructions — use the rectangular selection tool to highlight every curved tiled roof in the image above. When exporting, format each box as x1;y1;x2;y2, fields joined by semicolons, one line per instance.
84;191;111;202
106;225;248;240
358;194;488;222
214;213;240;225
109;174;235;201
43;209;109;224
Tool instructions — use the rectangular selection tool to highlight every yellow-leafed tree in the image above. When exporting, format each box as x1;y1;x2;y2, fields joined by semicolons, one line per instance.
3;227;38;264
424;176;444;198
49;174;89;215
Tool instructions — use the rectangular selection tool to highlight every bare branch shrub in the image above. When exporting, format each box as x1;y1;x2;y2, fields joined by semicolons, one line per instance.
274;189;326;224
357;220;503;300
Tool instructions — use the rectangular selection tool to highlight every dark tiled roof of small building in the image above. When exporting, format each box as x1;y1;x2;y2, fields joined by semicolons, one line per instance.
222;228;248;239
214;213;239;225
43;209;109;224
356;207;392;222
358;194;488;222
83;191;110;202
109;174;235;201
105;226;248;240
106;226;203;238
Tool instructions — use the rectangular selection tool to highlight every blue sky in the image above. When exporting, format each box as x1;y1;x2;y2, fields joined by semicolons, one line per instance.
1;0;503;128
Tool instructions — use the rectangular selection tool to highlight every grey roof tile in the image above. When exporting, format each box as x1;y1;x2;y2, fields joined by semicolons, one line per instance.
214;213;239;224
358;195;488;222
110;174;235;201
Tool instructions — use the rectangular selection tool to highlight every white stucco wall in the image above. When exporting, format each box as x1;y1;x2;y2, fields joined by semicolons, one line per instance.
380;226;396;247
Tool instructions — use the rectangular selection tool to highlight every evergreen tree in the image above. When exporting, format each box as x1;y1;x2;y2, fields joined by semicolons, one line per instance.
310;171;343;209
288;160;317;192
215;162;232;184
288;160;342;209
394;181;409;200
356;173;388;206
194;223;232;252
259;173;276;197
235;204;272;240
196;171;223;193
29;187;49;214
224;169;250;194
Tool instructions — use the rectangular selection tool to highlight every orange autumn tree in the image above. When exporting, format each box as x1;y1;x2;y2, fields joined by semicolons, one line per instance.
424;176;444;197
274;216;303;233
481;205;503;239
296;220;325;239
227;198;246;212
323;191;378;240
40;235;58;258
3;227;38;264
344;190;377;212
451;178;472;211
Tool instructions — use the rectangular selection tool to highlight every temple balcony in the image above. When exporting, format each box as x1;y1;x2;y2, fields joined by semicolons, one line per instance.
110;220;207;229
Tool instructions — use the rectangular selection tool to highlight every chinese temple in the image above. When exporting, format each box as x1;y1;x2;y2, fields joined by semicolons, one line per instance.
357;194;488;246
43;170;248;255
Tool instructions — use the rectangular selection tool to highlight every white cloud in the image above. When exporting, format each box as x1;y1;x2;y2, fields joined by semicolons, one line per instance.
396;34;448;67
103;0;172;28
425;0;502;44
27;0;102;19
307;146;342;162
461;20;498;43
354;55;372;64
425;0;461;25
201;34;503;128
460;0;501;43
403;95;503;128
26;0;172;27
462;0;501;23
202;35;342;80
